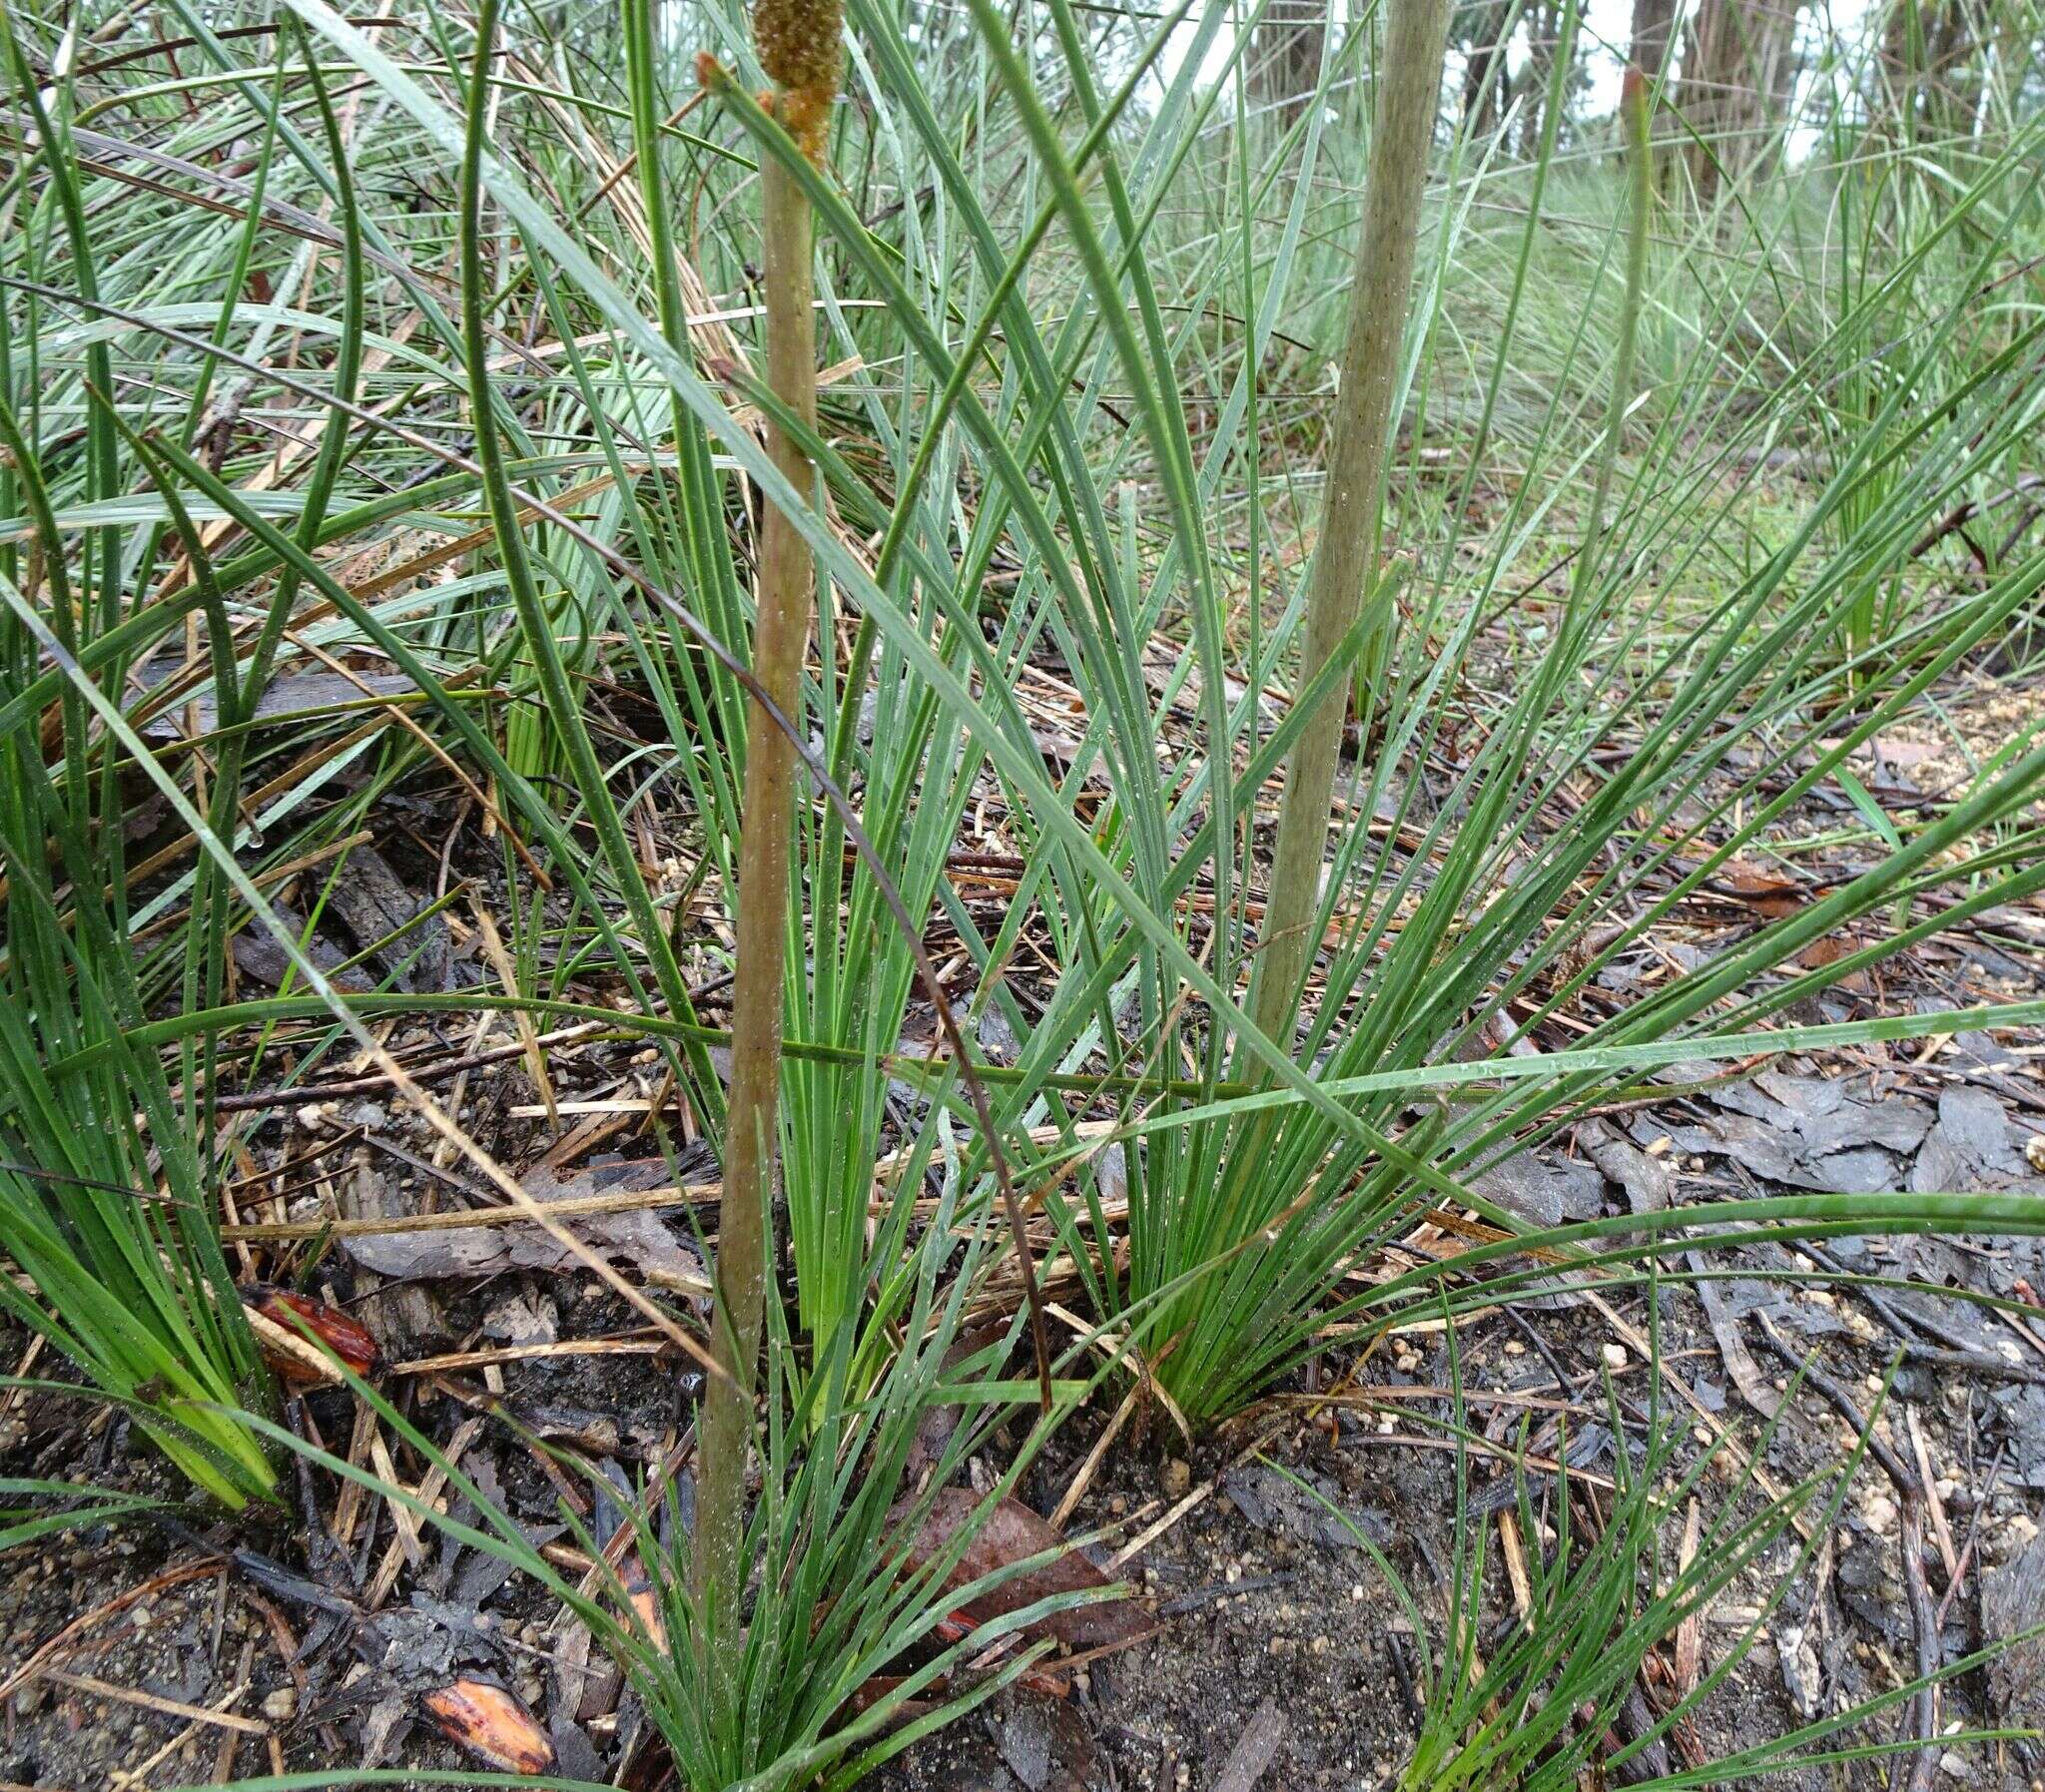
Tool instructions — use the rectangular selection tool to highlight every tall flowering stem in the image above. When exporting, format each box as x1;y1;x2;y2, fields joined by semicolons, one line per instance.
692;0;842;1629
1251;0;1450;1047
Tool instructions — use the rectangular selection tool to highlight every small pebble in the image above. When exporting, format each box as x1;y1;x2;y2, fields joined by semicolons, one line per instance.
262;1687;298;1721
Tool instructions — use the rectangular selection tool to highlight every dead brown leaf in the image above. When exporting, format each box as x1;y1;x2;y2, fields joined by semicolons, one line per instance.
242;1285;380;1384
1708;861;1810;918
893;1491;1156;1655
421;1679;552;1773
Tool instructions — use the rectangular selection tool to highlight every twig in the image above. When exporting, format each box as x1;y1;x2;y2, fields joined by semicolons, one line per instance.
0;1558;225;1704
206;1011;664;1114
1048;1386;1137;1531
1909;473;2045;558
1906;1407;1959;1589
1934;1445;2004;1631
42;1668;268;1736
221;1182;718;1242
388;1334;673;1378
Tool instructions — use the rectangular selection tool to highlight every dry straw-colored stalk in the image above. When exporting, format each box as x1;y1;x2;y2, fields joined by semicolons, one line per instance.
693;0;843;1626
1251;0;1452;1047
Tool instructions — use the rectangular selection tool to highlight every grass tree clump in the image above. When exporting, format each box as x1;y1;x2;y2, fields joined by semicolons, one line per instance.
1302;1303;2029;1792
0;14;279;1505
253;1212;1094;1792
4;0;2045;1782
981;0;2045;1431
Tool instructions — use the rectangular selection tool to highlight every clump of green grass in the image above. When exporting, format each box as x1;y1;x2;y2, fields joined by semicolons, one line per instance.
1295;1302;2038;1791
0;672;277;1507
0;9;279;1504
970;0;2045;1431
246;1193;1101;1792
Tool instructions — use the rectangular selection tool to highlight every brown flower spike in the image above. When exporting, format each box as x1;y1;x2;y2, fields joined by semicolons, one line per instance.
754;0;842;163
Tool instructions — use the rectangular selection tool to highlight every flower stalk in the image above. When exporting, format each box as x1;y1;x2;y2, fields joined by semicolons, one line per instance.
1250;0;1451;1047
692;0;843;1632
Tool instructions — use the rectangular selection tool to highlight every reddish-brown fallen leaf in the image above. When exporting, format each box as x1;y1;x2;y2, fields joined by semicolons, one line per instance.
931;1610;1073;1694
893;1490;1155;1654
1793;934;1873;992
841;1649;1068;1735
242;1285;379;1383
839;1673;943;1722
421;1679;553;1773
1794;935;1851;968
1707;862;1810;919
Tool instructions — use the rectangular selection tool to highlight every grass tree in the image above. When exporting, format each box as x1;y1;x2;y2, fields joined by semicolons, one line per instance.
6;0;2045;1780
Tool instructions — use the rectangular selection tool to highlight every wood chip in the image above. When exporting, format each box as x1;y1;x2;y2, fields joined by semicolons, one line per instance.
1210;1695;1287;1792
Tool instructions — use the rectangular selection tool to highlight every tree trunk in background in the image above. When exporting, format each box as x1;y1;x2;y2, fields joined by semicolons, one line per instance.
1459;0;1515;137
1881;1;1983;137
1677;0;1806;201
1629;0;1680;84
1250;0;1325;124
1517;0;1565;158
